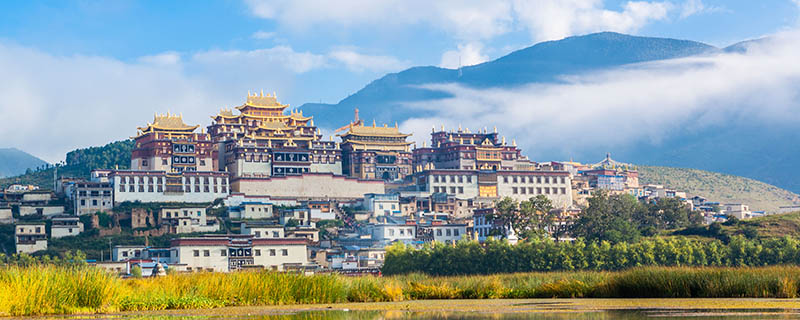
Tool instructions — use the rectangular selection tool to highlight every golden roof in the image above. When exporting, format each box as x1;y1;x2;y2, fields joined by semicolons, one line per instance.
138;112;198;133
238;90;285;109
340;122;410;137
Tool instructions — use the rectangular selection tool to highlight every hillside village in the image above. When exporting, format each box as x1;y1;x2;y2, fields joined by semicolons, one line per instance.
2;91;798;276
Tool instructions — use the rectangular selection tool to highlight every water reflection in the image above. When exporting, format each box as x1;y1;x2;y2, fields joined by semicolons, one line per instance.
114;309;800;320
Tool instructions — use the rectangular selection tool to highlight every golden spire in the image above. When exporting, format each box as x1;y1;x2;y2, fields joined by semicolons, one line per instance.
458;123;462;132
372;119;376;127
494;126;497;133
512;139;517;146
502;136;506;144
441;125;445;132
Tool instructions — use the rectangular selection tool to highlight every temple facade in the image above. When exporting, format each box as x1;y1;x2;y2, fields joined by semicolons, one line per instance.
131;113;215;172
208;92;342;179
413;126;536;172
337;112;413;181
406;127;573;208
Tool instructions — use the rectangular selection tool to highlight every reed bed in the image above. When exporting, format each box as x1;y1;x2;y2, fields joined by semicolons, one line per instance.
3;265;800;316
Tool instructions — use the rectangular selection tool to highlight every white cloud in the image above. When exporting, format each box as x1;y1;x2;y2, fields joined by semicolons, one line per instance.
439;42;490;69
679;0;724;18
513;0;671;42
137;51;181;66
193;46;326;74
328;48;409;73
400;30;800;159
244;0;685;43
242;0;512;40
251;30;276;40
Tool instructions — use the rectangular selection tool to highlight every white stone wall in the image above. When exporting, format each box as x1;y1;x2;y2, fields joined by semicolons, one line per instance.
241;203;273;219
51;222;84;239
233;174;384;199
242;226;285;238
175;245;230;272
113;246;147;261
430;225;467;243
19;206;64;217
424;173;479;199
252;243;308;270
310;162;342;175
496;174;573;208
0;208;11;224
113;175;229;204
371;225;416;241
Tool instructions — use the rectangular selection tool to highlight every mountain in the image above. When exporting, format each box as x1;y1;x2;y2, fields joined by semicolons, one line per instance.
301;32;717;128
0;140;133;190
638;165;799;213
0;148;48;178
299;32;800;194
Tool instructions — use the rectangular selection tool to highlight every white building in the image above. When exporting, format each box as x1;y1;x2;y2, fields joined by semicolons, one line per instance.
109;170;229;205
370;223;416;242
241;221;285;238
423;223;467;244
0;206;11;224
724;203;753;219
778;205;800;214
112;245;148;262
363;193;401;216
15;223;47;254
170;235;310;272
50;215;84;238
280;208;315;227
229;202;274;220
158;207;219;234
73;181;113;215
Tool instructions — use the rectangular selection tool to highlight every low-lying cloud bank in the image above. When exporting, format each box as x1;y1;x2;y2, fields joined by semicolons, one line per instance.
399;30;800;161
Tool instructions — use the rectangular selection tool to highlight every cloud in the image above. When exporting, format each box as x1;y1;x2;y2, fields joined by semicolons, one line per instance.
679;0;724;18
513;0;671;42
328;48;410;73
243;0;513;40
251;30;276;40
399;30;800;159
137;51;182;66
192;46;326;74
439;42;490;69
244;0;683;43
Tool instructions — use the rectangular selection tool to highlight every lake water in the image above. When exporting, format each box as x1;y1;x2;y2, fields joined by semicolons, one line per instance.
75;299;800;319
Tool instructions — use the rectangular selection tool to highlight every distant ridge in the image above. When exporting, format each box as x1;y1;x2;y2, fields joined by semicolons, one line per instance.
301;32;717;128
0;148;48;178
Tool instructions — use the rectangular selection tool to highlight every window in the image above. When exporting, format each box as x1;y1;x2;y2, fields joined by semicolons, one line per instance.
193;250;199;257
446;229;452;236
512;187;518;194
281;249;288;256
254;231;261;237
255;249;261;256
162;159;168;165
454;229;460;236
521;187;526;194
221;250;227;256
389;229;395;236
561;187;567;194
122;251;128;257
270;249;276;256
408;228;413;235
560;177;566;184
458;187;464;194
92;199;98;206
436;229;442;236
513;176;518;183
203;250;210;257
450;187;456;194
272;231;280;238
35;227;41;233
80;199;86;206
503;176;508;183
466;176;472;183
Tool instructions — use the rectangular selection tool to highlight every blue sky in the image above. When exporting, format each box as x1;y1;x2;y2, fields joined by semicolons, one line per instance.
0;0;799;162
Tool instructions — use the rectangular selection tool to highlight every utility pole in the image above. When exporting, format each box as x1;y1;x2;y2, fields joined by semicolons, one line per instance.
108;238;113;262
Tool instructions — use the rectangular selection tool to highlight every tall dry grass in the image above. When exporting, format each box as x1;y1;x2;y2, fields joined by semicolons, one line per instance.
3;265;800;316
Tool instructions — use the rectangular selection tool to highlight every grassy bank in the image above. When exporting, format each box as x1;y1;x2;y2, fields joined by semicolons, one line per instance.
4;265;800;316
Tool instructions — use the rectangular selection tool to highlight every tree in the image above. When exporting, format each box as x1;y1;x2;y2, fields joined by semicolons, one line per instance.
488;196;556;241
131;265;143;278
570;191;641;243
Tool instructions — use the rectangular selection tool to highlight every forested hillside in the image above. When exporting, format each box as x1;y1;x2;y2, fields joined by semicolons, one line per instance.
0;140;134;190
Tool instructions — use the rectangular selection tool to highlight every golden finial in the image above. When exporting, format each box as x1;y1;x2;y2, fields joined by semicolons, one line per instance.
483;126;487;133
372;119;376;127
494;126;497;133
273;91;276;98
395;122;398;128
441;125;445;132
260;89;264;97
502;136;506;144
248;90;251;97
512;139;517;146
423;141;427;147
